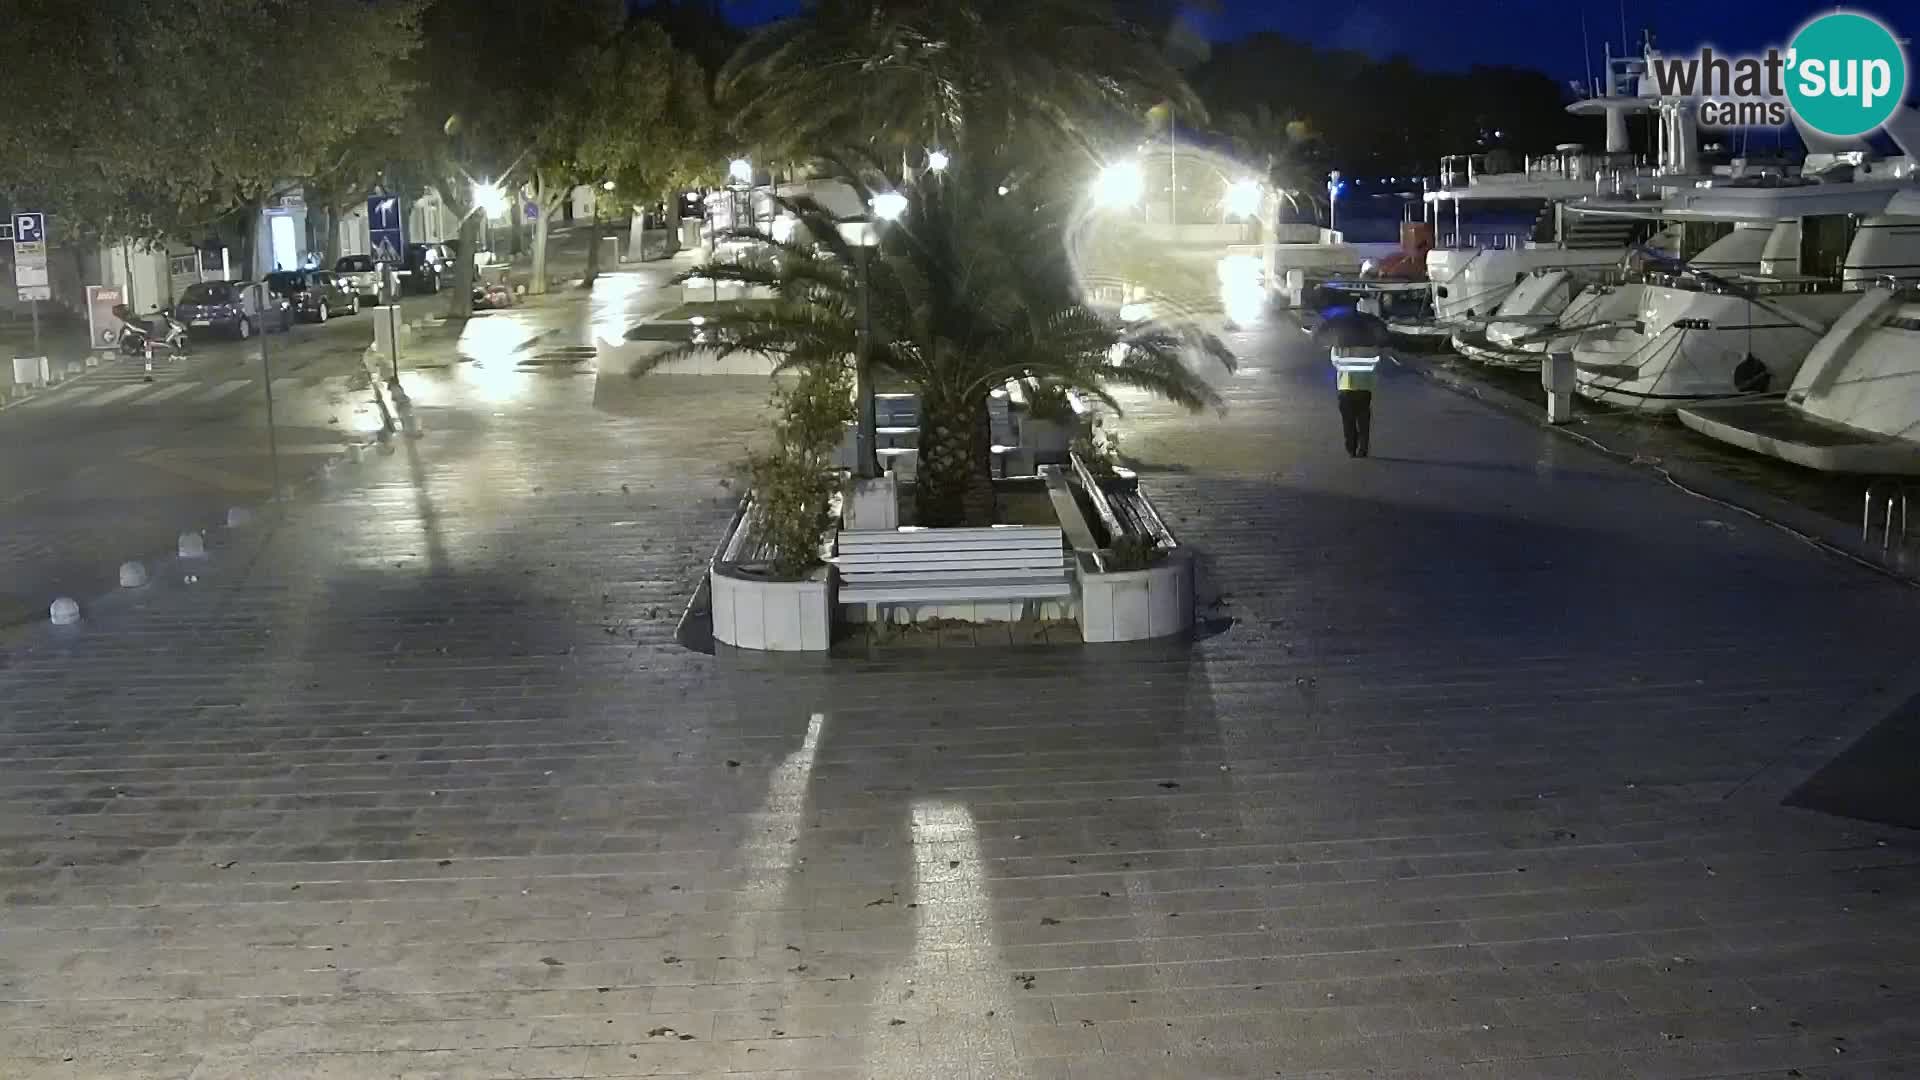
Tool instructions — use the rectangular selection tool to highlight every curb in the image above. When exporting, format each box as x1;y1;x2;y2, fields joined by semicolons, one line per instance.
1394;351;1920;587
0;353;120;412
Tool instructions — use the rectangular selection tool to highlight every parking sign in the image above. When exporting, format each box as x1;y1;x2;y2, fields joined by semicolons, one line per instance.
13;213;44;244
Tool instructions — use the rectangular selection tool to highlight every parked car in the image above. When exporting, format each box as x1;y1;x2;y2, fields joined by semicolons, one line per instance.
403;243;454;294
173;280;292;339
265;269;362;323
332;254;385;301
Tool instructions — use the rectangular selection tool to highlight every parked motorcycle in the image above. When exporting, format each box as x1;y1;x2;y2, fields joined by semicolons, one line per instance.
113;303;190;358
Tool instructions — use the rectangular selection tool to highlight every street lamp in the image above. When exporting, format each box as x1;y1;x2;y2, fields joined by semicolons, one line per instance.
1327;170;1343;232
1224;178;1263;219
838;215;894;479
927;149;950;173
869;191;909;222
728;158;753;185
1093;161;1145;209
472;181;507;216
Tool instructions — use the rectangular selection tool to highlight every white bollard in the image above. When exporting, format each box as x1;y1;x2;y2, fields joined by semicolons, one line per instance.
178;531;207;558
119;561;149;588
226;507;253;528
348;443;365;463
49;597;80;625
1542;351;1577;425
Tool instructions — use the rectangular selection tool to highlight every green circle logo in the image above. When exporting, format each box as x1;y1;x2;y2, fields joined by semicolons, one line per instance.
1786;13;1907;137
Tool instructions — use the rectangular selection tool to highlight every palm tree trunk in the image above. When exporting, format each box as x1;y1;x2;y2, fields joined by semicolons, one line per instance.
915;387;995;527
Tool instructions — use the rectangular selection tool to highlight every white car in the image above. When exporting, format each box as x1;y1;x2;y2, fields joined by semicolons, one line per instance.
332;255;385;301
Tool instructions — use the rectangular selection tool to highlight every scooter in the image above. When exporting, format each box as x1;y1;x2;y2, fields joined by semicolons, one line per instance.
114;304;190;359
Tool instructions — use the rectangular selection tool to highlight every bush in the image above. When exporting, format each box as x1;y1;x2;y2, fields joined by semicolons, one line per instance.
1103;533;1166;572
746;365;855;580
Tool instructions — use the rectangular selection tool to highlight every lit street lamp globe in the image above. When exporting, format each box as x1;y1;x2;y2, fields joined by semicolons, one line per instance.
728;158;753;185
1224;178;1263;219
1093;161;1145;209
869;191;909;222
472;182;508;216
927;149;950;173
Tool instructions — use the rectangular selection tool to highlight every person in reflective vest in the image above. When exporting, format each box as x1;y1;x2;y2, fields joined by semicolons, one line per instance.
1330;349;1379;457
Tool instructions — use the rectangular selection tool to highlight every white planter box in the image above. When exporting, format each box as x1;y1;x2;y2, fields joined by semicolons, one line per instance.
711;564;833;651
1077;549;1194;643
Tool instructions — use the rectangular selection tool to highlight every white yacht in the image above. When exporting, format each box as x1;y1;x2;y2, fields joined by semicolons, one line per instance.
1393;49;1681;346
1456;219;1761;368
1677;281;1920;473
1567;153;1920;412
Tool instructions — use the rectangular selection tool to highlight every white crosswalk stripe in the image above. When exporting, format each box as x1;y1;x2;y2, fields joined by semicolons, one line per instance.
195;380;255;403
76;384;151;407
133;382;202;405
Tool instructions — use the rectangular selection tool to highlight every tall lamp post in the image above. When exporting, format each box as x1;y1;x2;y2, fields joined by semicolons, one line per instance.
839;190;909;480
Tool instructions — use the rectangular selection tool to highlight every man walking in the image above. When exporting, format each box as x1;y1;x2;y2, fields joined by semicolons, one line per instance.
1310;300;1389;459
1331;347;1379;457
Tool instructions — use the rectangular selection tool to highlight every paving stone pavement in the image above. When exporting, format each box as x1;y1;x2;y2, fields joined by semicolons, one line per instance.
2;311;1919;1080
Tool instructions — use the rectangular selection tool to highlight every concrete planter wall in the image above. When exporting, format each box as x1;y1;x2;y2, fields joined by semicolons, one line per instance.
1077;549;1194;643
711;564;833;651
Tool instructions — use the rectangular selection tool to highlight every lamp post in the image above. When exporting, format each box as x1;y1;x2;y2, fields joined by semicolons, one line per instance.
1327;171;1342;233
840;192;908;480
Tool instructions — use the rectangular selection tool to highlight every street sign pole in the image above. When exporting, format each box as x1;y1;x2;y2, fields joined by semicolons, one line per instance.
259;286;281;501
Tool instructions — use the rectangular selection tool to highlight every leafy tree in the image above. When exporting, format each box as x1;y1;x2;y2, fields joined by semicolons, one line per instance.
524;21;716;293
653;155;1232;527
0;0;419;267
721;0;1200;170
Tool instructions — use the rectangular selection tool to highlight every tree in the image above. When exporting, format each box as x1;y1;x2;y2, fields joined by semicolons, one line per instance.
405;0;627;316
524;21;698;294
720;0;1201;170
653;155;1233;526
0;0;420;265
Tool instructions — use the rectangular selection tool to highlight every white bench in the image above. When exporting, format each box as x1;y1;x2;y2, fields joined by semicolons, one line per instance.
835;526;1074;623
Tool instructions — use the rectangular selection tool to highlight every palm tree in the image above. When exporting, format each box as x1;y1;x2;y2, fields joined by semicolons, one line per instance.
642;155;1233;527
720;0;1201;168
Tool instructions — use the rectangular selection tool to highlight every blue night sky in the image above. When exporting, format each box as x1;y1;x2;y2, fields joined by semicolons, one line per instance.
719;1;1912;84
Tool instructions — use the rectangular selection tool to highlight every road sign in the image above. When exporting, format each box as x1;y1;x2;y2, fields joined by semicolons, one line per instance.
11;213;49;303
367;194;405;265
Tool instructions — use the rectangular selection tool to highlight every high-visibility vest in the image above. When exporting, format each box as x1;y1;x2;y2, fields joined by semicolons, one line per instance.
1332;353;1379;392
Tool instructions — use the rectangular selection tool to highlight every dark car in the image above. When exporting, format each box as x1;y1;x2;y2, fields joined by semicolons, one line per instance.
173;280;291;339
403;243;454;294
266;270;362;323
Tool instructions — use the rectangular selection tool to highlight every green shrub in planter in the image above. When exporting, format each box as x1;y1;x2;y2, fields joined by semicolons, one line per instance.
748;365;855;580
1104;534;1166;572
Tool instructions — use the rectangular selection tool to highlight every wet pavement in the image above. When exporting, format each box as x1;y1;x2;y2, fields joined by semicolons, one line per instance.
0;298;1918;1079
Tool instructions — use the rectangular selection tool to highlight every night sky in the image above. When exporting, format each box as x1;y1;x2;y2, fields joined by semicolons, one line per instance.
720;1;1912;85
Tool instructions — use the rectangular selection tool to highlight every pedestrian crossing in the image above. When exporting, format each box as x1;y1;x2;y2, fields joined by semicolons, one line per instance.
8;373;360;412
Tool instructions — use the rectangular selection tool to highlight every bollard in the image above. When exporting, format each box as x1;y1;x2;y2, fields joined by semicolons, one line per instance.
49;597;80;625
1542;351;1577;425
178;531;207;558
348;443;365;463
119;561;149;588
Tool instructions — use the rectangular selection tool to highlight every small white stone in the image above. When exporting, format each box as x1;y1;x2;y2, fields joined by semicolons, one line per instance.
49;597;80;625
178;531;207;558
118;561;148;588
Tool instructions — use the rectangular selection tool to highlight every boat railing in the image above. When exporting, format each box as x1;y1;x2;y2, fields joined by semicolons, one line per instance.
1588;266;1853;296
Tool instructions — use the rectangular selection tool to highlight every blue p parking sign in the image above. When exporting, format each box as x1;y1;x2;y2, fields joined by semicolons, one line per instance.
13;213;45;244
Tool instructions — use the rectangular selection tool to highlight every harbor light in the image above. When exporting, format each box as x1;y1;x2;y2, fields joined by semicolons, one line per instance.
1224;178;1263;219
1093;161;1145;209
